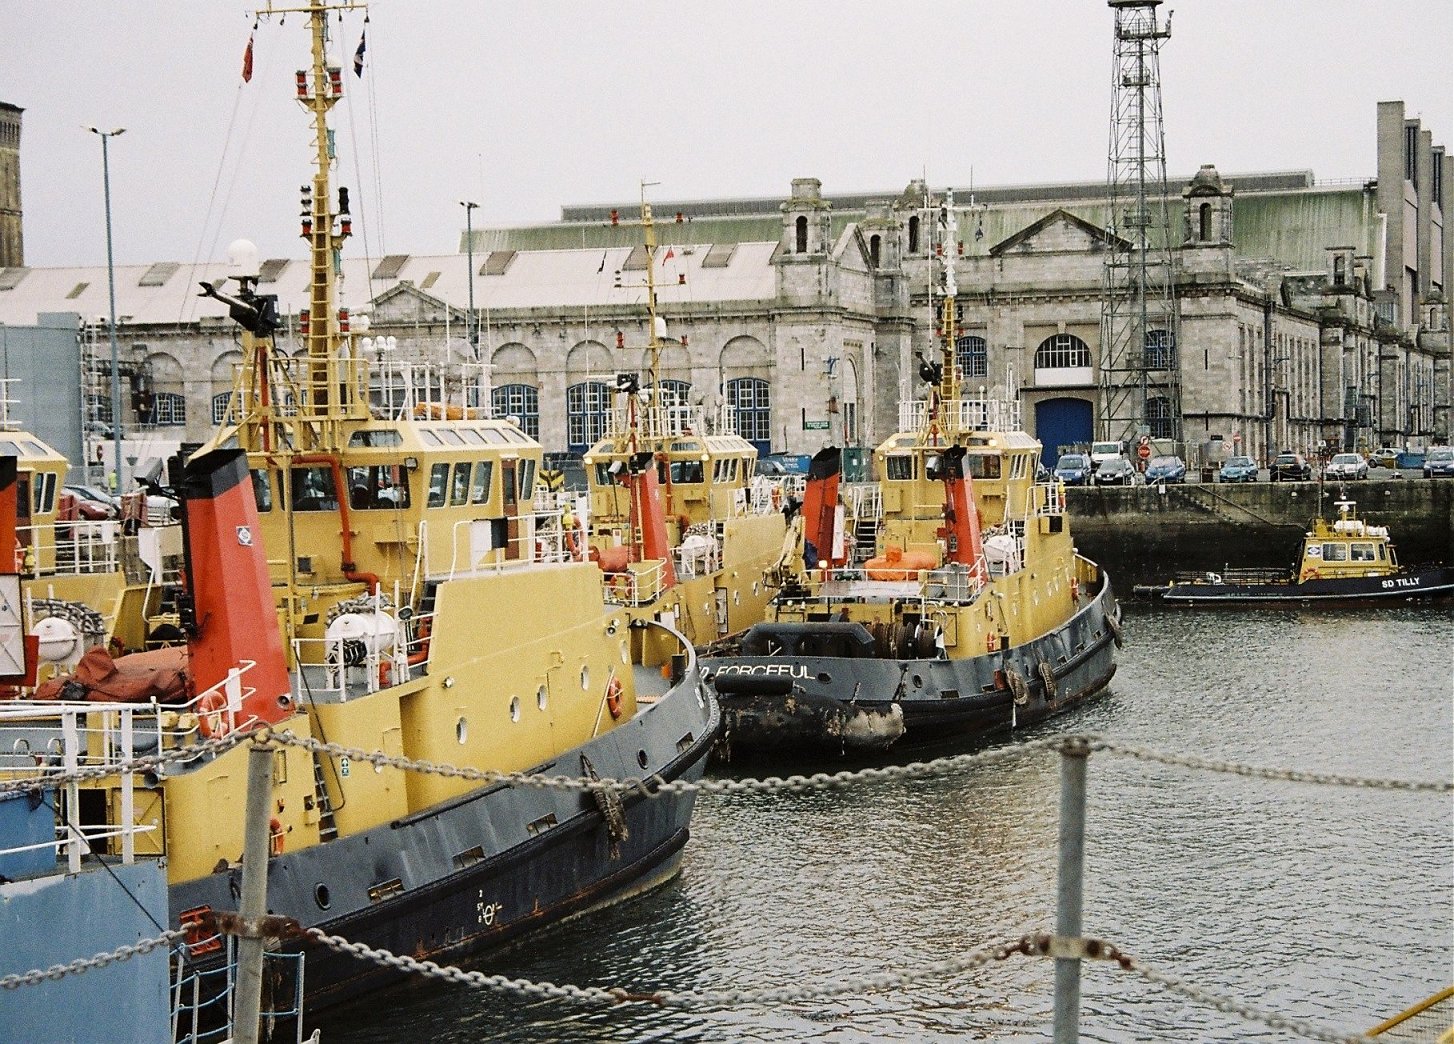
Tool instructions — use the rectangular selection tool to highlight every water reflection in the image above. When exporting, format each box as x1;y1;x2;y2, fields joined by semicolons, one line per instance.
313;604;1452;1042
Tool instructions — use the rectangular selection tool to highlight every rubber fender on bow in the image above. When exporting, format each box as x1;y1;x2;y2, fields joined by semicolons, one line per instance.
1038;660;1058;700
1106;613;1124;649
1006;667;1030;706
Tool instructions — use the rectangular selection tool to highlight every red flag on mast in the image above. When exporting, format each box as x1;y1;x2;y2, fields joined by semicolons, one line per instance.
241;30;255;83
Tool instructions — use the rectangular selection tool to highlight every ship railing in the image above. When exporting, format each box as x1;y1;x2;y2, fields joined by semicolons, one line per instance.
1032;479;1066;518
602;400;740;439
897;396;1021;434
14;519;124;578
672;532;721;579
1166;566;1288;586
601;559;669;607
0;701;168;872
372;360;491;424
170;941;309;1044
845;483;882;525
292;627;409;701
796;563;988;607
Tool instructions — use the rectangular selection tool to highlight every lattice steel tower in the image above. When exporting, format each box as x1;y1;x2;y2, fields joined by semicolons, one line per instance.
1098;0;1182;447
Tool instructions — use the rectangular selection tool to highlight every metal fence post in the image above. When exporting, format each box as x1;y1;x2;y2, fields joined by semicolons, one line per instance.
1053;736;1090;1043
234;739;276;1044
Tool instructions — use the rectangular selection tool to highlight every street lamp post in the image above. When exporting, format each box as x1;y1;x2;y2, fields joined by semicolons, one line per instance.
89;126;125;495
460;200;478;358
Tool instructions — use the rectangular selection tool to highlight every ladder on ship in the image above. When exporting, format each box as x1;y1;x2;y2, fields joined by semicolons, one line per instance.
311;754;338;842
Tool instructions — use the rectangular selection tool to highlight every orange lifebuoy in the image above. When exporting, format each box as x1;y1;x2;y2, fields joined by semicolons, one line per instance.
268;817;285;857
564;521;584;561
605;676;624;720
196;691;231;739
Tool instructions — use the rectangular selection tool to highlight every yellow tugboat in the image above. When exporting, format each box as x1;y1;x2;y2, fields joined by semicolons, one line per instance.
1139;498;1454;604
0;0;715;1023
703;190;1122;760
579;190;787;648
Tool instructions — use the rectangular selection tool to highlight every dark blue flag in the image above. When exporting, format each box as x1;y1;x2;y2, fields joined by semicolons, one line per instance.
353;29;367;78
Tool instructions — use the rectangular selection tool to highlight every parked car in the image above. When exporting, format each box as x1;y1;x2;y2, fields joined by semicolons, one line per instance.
1269;452;1312;482
1144;455;1187;484
1093;456;1139;486
1089;440;1126;468
1368;446;1402;469
1053;453;1094;486
1324;452;1370;481
63;484;120;519
1217;455;1259;483
1423;446;1454;479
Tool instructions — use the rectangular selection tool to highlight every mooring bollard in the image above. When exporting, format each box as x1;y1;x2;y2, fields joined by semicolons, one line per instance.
1053;736;1090;1043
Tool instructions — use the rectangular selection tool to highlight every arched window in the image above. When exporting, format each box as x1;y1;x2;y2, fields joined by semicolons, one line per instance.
211;392;235;425
1333;255;1346;285
153;392;186;427
1144;329;1176;370
1146;396;1174;439
566;380;610;452
794;216;808;254
1034;333;1091;369
869;234;881;267
908;215;920;254
956;335;988;379
652;379;691;407
726;377;771;455
492;383;539;439
1198;202;1212;241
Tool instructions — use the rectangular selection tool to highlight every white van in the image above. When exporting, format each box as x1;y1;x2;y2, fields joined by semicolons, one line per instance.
1090;441;1125;467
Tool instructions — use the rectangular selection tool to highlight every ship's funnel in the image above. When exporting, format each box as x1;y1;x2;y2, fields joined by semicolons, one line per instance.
174;448;292;726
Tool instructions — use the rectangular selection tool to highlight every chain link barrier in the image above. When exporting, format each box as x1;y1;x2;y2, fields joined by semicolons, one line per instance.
1;723;1442;1042
1130;964;1376;1044
0;929;188;991
4;728;1447;797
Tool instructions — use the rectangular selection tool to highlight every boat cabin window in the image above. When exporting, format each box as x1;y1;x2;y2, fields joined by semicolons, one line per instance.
1320;542;1348;562
349;430;403;448
886;455;914;481
0;439;29;458
31;471;55;513
346;465;410;509
291;467;338;511
450;462;471;506
459;428;486;445
470;461;493;504
427;463;449;507
1350;543;1376;562
594;462;616;486
438;429;466;447
420;431;442;447
252;470;273;512
480;428;510;445
966;454;1002;480
1377;544;1386;561
668;460;705;484
517;459;535;497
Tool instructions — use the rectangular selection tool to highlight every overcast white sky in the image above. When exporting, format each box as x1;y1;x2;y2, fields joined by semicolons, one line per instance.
3;1;1450;268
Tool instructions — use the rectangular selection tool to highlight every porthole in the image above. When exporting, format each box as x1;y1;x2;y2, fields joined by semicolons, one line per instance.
636;749;649;769
580;666;590;690
314;884;332;910
510;697;521;722
817;672;831;684
536;685;548;711
912;674;923;688
456;718;468;744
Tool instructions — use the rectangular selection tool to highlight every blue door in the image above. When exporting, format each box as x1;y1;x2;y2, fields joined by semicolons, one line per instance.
1034;398;1093;468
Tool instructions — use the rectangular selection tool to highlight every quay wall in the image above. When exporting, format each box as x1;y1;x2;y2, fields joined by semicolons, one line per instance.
1065;481;1454;587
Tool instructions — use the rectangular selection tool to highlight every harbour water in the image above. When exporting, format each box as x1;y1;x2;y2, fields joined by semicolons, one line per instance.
313;602;1453;1043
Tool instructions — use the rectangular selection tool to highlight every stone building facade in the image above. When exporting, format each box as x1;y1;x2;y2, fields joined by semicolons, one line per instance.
0;104;1447;479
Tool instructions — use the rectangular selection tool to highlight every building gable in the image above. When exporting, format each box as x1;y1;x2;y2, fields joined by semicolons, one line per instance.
990;208;1126;257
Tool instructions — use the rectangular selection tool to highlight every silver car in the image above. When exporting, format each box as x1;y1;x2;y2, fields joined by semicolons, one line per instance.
1324;452;1369;481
